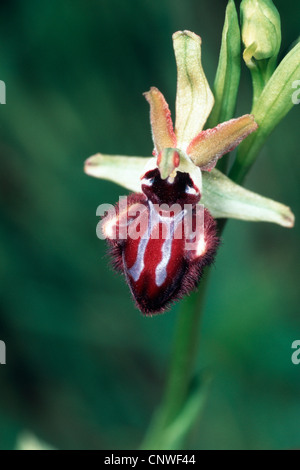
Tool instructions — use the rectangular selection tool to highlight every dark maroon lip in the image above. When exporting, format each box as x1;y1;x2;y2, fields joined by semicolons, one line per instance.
141;168;200;207
103;183;218;315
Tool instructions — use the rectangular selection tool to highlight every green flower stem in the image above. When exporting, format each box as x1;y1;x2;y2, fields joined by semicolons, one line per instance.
142;221;230;450
249;60;271;106
228;131;260;184
160;273;210;425
141;273;210;450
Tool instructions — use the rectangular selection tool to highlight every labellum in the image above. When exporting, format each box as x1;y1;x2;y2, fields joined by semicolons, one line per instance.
102;160;219;315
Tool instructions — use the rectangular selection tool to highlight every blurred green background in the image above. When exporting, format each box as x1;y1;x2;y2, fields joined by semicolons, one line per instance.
0;0;299;450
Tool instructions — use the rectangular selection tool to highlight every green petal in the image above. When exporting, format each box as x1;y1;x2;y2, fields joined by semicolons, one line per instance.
84;153;149;192
202;169;295;227
173;31;214;149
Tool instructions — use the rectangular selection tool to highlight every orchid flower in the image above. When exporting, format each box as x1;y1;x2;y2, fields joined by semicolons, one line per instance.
84;30;294;315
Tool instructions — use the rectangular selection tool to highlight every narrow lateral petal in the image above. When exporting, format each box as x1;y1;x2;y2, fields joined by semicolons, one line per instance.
84;153;151;192
202;169;294;228
144;87;177;154
173;30;214;149
187;114;258;170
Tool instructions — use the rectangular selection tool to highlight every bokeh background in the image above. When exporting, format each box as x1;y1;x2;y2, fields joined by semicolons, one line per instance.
0;0;299;450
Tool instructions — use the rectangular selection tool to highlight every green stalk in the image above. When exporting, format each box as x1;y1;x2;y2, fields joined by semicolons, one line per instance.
250;59;271;106
141;273;210;450
159;273;210;425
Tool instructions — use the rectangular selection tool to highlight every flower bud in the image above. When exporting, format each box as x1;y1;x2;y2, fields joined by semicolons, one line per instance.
241;0;281;67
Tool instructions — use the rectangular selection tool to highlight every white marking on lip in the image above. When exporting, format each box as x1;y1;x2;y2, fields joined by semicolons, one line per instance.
141;177;154;187
185;185;197;195
155;221;173;287
127;201;186;286
128;235;148;281
127;202;158;282
155;210;185;287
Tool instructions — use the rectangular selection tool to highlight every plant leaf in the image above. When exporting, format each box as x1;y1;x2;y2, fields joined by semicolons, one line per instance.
141;372;211;450
207;0;241;128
